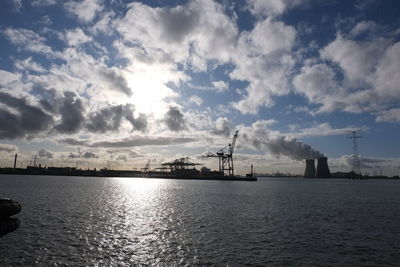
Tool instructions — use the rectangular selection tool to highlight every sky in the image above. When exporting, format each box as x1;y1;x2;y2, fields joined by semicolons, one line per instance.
0;0;400;176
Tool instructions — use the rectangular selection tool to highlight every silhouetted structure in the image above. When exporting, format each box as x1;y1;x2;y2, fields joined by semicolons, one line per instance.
13;154;17;169
304;159;316;178
207;131;239;176
347;130;362;177
316;157;331;178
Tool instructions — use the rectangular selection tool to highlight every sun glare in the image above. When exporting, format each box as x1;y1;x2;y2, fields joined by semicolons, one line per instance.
126;66;179;118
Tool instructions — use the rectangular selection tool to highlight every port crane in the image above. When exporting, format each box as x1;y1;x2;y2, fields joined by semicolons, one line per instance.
141;160;150;172
207;130;239;176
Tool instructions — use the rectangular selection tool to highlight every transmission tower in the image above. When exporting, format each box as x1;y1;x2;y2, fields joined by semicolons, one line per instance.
347;130;362;178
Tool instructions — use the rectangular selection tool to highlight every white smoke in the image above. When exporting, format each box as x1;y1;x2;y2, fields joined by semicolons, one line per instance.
263;136;324;160
242;132;324;160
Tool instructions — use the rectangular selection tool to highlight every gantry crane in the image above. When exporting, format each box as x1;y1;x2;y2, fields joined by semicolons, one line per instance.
207;130;239;176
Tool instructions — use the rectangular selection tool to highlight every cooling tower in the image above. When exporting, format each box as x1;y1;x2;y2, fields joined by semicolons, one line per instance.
304;159;316;178
316;157;331;178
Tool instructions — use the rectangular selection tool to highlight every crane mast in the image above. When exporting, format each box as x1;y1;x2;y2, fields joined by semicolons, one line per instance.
207;131;239;176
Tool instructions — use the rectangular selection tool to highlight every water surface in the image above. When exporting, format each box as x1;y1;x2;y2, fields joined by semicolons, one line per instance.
1;175;399;266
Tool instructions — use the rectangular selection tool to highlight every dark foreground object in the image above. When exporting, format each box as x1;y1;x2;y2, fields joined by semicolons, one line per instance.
0;198;21;236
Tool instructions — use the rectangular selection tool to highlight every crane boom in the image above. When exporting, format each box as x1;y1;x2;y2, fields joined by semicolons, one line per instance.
207;131;239;176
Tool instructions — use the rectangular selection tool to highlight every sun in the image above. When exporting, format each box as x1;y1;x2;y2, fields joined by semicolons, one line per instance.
125;63;181;118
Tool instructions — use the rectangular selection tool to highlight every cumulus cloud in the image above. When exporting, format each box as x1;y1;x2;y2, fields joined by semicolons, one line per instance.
230;18;296;114
164;106;186;132
247;0;306;16
98;67;132;96
64;0;103;23
293;63;342;113
54;91;85;134
116;0;237;66
0;91;53;139
211;117;231;137
38;148;53;158
294;22;400;118
86;104;146;133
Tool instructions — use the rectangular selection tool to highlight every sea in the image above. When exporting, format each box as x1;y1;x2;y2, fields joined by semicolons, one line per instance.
1;175;399;266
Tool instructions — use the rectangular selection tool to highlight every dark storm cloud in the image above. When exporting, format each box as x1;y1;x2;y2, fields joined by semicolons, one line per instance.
0;91;53;139
99;68;132;96
86;104;147;133
164;106;186;131
55;91;85;134
38;148;53;159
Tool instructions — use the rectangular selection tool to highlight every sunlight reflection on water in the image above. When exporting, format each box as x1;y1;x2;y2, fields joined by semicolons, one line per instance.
1;175;400;266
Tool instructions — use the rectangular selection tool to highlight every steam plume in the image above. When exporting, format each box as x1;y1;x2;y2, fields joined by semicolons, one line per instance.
263;136;324;160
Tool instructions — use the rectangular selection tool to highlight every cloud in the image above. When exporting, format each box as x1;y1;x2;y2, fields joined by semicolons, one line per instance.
373;42;400;100
60;135;195;148
211;117;231;137
189;95;203;106
211;81;228;93
90;136;196;148
59;138;87;146
375;108;400;123
54;91;85;134
247;0;307;16
14;57;46;73
61;28;92;47
0;144;18;153
31;0;58;6
11;0;23;12
117;155;127;161
293;23;400;118
116;0;237;66
164;106;186;132
321;34;388;88
38;148;53;158
293;63;342;113
98;67;132;96
0;69;21;85
0;91;53;139
64;0;103;23
86;104;146;133
230;18;296;114
69;151;98;159
2;27;55;56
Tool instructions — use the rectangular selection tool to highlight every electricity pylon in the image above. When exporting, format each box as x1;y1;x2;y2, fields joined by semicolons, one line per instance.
347;130;362;178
